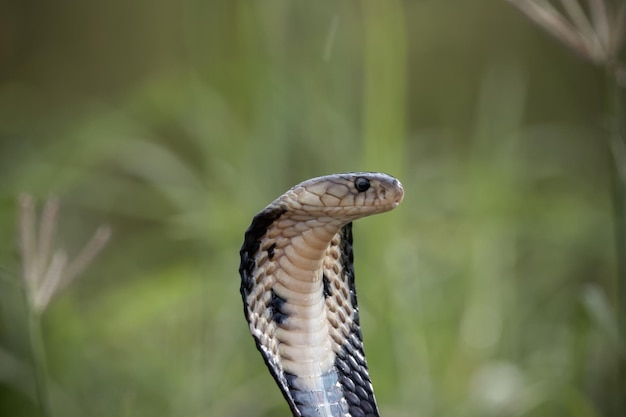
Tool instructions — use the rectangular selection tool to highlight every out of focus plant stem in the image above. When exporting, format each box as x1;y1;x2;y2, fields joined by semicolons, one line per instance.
606;61;626;417
507;0;625;414
18;195;110;417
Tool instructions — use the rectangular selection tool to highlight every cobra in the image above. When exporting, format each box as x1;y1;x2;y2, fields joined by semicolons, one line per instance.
239;172;404;417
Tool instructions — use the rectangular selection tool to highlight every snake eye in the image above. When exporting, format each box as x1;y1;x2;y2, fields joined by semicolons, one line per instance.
354;177;370;192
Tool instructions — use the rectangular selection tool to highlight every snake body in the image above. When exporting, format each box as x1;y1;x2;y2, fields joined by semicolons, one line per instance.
239;173;404;417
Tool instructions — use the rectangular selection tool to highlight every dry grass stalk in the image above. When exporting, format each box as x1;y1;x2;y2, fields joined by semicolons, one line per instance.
18;194;111;313
506;0;625;68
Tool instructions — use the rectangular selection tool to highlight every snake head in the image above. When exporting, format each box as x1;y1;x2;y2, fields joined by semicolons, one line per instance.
278;172;404;222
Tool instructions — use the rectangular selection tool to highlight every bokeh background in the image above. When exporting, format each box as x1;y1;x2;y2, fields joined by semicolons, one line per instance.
0;1;624;417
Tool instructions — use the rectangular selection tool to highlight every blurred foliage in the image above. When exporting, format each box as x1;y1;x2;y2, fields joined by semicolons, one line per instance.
0;1;623;417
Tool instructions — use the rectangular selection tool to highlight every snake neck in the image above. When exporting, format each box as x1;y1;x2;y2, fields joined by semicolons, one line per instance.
270;225;340;387
241;207;381;417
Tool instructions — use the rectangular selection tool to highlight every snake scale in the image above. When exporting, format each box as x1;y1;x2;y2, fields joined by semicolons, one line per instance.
239;173;404;417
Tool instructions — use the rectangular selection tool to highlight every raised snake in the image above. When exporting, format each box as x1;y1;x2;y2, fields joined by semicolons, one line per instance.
239;172;404;417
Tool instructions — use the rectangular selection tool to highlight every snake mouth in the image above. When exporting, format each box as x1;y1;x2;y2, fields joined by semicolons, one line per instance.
394;181;405;204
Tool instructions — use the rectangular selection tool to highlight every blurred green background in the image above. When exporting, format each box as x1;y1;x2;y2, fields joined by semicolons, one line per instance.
0;1;623;417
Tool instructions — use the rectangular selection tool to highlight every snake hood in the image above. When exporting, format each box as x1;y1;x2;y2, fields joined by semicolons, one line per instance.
240;173;404;417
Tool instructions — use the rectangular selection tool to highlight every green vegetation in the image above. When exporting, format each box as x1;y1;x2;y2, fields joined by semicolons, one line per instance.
0;1;623;417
